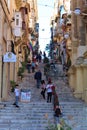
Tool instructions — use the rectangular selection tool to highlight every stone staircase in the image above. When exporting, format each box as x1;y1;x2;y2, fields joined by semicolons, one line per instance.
1;63;87;130
0;101;54;130
0;63;54;130
54;79;87;130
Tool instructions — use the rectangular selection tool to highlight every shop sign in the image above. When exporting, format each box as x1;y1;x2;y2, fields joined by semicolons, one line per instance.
21;89;31;102
3;52;16;62
14;27;21;37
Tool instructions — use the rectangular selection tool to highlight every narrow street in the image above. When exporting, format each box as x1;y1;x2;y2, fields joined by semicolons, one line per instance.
0;62;54;130
0;62;87;130
0;0;87;130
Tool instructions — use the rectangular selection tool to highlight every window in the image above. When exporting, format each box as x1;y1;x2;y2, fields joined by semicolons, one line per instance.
15;12;22;27
15;14;19;26
16;15;19;17
16;19;19;26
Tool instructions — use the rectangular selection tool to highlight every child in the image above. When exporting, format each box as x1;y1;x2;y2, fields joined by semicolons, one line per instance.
13;84;20;108
41;80;46;99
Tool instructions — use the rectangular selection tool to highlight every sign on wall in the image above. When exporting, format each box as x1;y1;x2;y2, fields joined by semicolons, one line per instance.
14;27;22;37
3;52;16;62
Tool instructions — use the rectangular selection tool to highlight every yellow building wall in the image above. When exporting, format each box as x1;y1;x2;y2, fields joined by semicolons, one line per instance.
0;0;17;101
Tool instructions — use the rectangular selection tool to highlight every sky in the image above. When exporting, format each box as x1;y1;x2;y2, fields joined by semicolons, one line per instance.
37;0;54;53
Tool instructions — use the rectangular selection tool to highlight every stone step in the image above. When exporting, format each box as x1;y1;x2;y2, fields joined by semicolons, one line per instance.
0;101;54;130
2;63;87;130
0;127;48;130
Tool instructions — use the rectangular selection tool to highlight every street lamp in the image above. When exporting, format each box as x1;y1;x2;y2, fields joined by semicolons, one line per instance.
72;8;87;16
74;8;81;15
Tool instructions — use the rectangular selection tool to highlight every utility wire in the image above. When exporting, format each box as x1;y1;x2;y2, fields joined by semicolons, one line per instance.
38;3;54;8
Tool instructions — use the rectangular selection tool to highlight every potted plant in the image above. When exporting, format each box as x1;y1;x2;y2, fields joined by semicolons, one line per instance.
59;119;72;130
17;67;24;79
17;61;27;79
10;80;16;92
46;121;58;130
46;119;72;130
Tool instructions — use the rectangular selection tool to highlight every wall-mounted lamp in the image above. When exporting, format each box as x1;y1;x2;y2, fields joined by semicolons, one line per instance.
64;33;69;39
72;8;87;16
74;8;81;15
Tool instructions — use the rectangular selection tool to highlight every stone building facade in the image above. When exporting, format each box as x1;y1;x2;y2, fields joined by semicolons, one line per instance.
0;0;38;101
0;0;17;101
68;0;87;102
52;0;71;65
52;0;87;103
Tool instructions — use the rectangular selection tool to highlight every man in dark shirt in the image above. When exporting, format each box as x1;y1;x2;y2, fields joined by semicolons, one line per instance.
34;69;42;88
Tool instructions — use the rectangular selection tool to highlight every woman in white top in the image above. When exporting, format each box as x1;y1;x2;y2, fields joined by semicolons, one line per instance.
46;79;53;103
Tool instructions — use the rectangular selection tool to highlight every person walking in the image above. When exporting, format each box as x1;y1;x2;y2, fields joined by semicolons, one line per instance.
41;80;46;99
43;51;46;58
31;61;35;73
46;79;53;103
27;59;31;73
34;69;42;88
13;84;20;108
53;92;59;111
54;105;62;124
